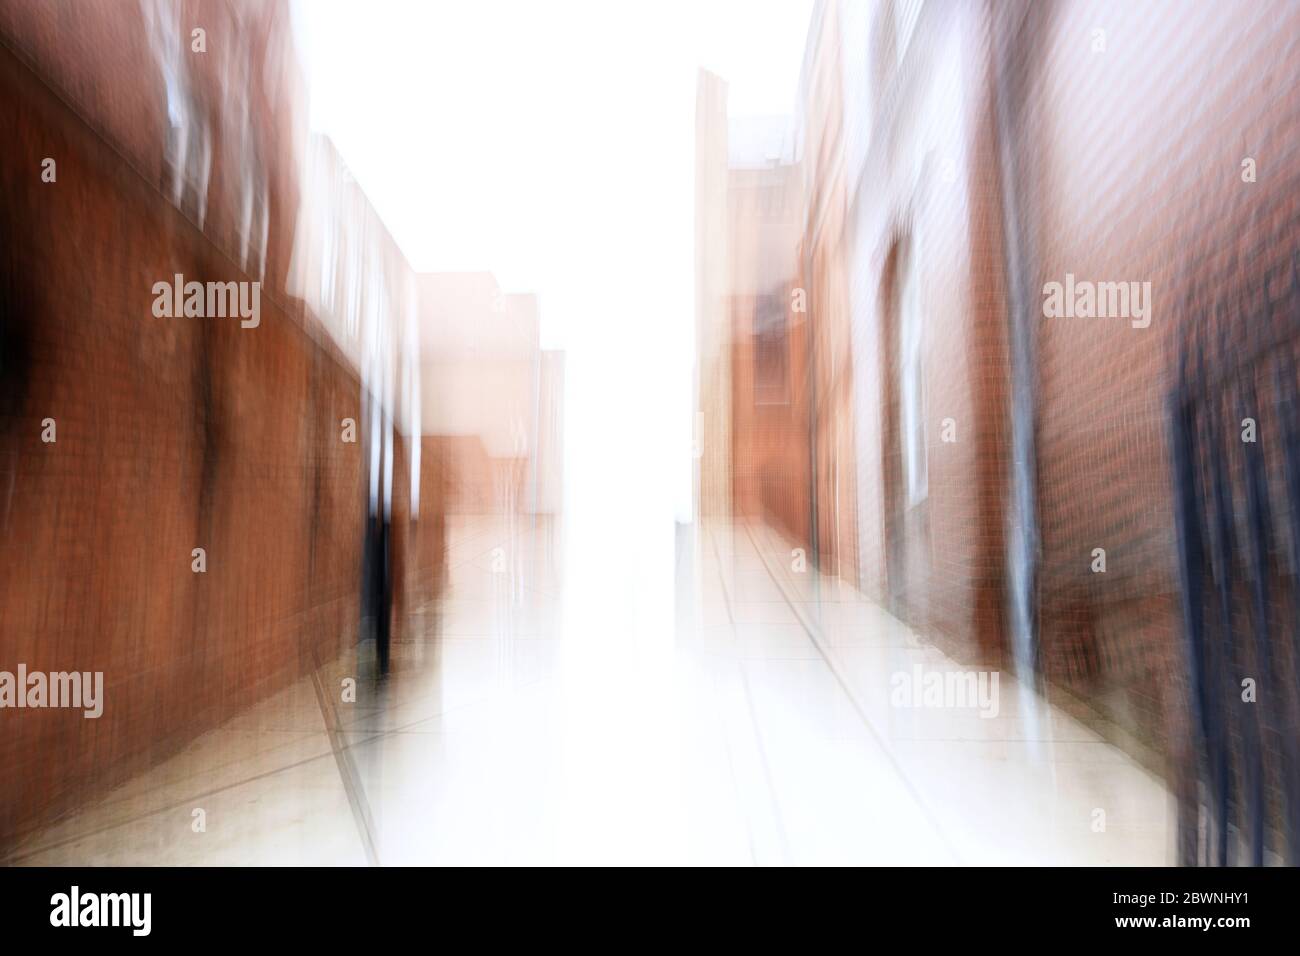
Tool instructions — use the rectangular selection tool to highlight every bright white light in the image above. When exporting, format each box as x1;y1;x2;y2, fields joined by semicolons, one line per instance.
291;0;811;347
289;0;813;612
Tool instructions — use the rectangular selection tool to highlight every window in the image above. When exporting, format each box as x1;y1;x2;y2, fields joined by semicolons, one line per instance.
143;0;211;226
898;242;927;504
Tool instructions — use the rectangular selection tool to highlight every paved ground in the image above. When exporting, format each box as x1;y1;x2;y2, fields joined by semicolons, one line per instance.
8;513;1170;865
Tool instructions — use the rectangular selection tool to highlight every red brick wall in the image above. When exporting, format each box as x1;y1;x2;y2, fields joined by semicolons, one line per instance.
799;0;1300;767
0;0;305;292
806;192;860;587
1025;0;1300;755
800;2;859;585
0;12;369;849
727;155;813;547
730;288;813;546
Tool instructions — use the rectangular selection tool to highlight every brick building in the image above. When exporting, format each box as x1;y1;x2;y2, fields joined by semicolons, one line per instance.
417;271;564;520
725;119;809;545
0;0;434;849
717;0;1300;860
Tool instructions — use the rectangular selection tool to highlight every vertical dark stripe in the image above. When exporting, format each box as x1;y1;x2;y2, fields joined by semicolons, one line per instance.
1240;381;1270;865
1203;396;1235;865
1169;353;1209;865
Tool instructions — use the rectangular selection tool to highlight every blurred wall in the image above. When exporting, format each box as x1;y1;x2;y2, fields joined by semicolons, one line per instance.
419;273;563;516
727;126;810;546
0;0;435;850
1021;0;1300;760
784;0;1300;788
695;70;732;520
0;0;307;294
798;0;859;586
827;0;1012;667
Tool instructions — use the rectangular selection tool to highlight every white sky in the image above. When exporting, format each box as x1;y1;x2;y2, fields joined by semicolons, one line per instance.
290;0;812;528
291;0;812;344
